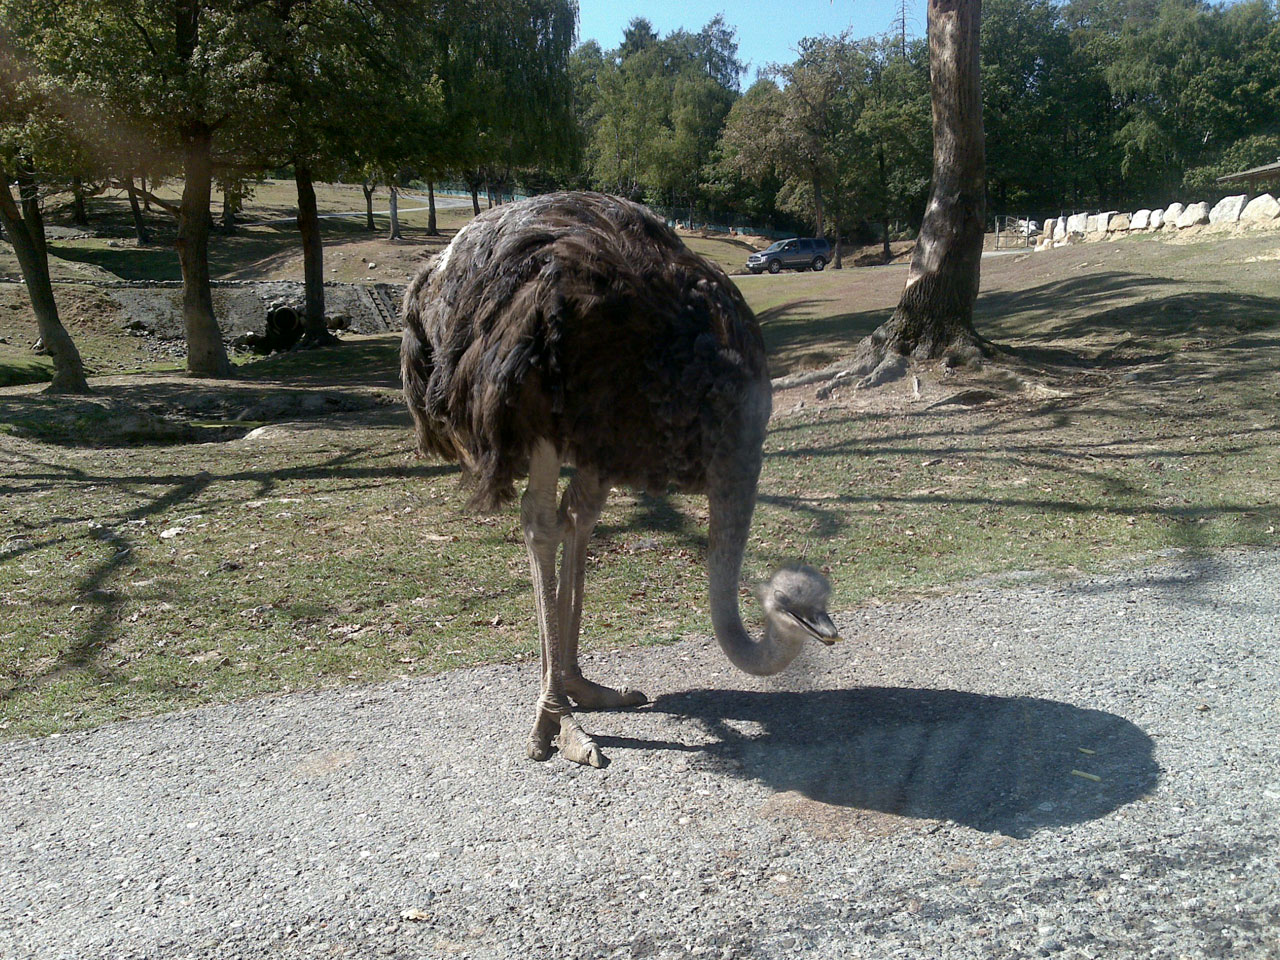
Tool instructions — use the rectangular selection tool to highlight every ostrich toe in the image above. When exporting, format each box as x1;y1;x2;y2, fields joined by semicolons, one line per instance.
566;675;648;711
557;714;605;768
526;700;605;767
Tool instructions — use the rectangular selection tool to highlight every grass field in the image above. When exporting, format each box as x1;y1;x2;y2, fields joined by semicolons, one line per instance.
2;190;1280;739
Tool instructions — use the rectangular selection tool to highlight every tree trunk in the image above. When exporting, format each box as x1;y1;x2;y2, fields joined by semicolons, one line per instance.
71;178;89;227
0;171;90;393
387;183;402;240
855;0;987;378
834;234;843;269
142;173;151;212
812;175;825;238
362;180;376;231
220;180;240;232
878;149;892;262
426;181;438;236
126;178;150;244
295;164;336;347
175;125;233;378
469;182;480;216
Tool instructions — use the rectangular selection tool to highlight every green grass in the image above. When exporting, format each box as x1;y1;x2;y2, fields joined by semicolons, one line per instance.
0;351;52;388
3;214;1280;739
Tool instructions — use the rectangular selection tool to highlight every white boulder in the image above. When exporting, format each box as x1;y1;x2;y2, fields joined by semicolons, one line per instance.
1163;202;1185;226
1067;212;1089;234
1240;193;1280;222
1209;195;1249;225
1053;219;1068;241
1109;213;1131;231
1175;202;1209;228
1149;208;1165;229
1131;209;1152;230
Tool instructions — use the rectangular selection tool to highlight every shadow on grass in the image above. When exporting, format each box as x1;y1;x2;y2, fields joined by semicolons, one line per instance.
977;273;1280;348
239;337;402;388
609;687;1159;837
760;300;891;375
0;445;459;704
596;490;706;552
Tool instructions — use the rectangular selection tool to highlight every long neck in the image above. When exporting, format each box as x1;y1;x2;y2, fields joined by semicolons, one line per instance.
707;475;803;678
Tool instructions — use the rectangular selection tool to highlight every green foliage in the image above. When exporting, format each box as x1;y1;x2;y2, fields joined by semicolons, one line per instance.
576;15;744;205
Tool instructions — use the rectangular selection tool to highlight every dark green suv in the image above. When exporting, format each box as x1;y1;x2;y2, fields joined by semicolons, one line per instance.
745;237;832;274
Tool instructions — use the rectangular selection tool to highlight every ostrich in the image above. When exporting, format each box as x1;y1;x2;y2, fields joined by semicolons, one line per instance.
401;192;839;767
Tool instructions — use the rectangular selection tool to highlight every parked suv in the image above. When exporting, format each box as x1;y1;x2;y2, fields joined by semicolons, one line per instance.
746;237;832;274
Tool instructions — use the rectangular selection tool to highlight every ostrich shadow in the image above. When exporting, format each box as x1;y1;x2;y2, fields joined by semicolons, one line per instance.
614;687;1159;838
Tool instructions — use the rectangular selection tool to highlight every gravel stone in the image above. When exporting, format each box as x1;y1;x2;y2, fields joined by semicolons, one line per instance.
2;550;1279;958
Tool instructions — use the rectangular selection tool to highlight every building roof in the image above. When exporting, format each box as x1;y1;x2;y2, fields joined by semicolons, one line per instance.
1216;159;1280;184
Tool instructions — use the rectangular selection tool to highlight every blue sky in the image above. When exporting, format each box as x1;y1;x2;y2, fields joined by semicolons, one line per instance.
576;1;926;78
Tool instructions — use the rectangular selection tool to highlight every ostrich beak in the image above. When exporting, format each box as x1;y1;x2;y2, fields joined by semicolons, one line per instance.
797;611;841;645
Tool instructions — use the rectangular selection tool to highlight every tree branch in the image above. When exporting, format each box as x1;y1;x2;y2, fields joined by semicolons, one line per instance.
127;16;161;60
110;179;181;216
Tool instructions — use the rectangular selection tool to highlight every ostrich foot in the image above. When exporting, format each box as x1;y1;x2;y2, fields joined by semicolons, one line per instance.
526;700;604;767
566;674;648;711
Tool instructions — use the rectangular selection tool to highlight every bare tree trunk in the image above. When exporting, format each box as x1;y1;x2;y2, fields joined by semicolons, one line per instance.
71;177;89;227
142;173;151;212
468;181;480;216
0;170;89;393
882;219;892;262
362;180;376;231
834;234;843;269
387;183;402;240
175;125;233;378
426;181;438;236
126;178;150;244
295;164;337;347
855;0;987;378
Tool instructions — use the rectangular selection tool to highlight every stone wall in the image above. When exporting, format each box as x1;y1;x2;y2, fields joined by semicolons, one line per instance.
1035;192;1280;251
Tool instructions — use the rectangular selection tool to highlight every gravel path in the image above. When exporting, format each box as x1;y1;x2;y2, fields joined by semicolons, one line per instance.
4;550;1278;959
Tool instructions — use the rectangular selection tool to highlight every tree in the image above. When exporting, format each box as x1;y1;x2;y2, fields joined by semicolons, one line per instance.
838;36;931;261
256;0;446;345
719;37;854;237
856;0;988;378
34;0;280;378
0;15;89;393
980;0;1073;212
576;17;744;213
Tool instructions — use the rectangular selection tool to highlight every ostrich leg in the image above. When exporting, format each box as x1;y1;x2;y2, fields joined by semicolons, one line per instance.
558;472;647;710
522;442;603;767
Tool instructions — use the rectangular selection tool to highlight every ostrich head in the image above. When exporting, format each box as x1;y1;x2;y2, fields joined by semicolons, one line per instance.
758;564;841;653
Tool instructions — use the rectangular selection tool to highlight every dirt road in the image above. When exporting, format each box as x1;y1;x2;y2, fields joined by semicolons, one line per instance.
3;550;1278;959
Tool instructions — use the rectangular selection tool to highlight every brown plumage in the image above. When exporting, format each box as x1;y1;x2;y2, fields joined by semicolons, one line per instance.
401;192;837;768
401;191;769;510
